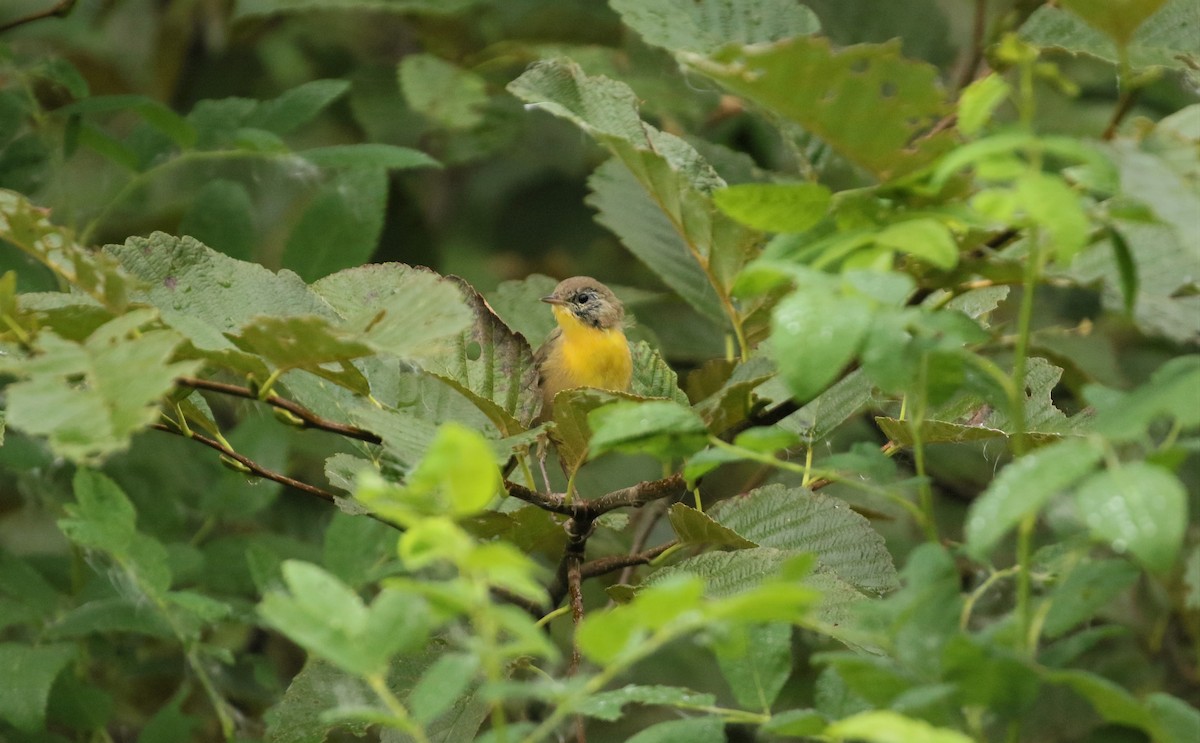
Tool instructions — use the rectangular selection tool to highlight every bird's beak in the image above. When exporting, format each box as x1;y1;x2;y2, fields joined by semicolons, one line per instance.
541;295;567;306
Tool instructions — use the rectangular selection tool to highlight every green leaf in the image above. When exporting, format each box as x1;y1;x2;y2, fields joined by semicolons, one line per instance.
406;423;502;517
1015;172;1090;263
713;182;831;233
957;74;1012;137
0;643;76;732
407;653;479;724
418;277;540;433
551;388;629;477
763;708;827;735
587;399;709;460
667;504;757;549
58;94;196;147
686;37;955;181
1074;463;1187;574
733;426;801;453
1046;669;1158;738
714;622;792;710
1059;0;1168;49
964;438;1103;560
323;512;398;589
45;598;173;639
137;695;199;743
1020;0;1197;72
283;166;387;282
311;263;474;363
399;54;489;129
586;159;728;326
625;715;725;743
178;179;256;262
247;79;350;135
630;340;691;405
612;0;820;55
577;684;716;722
1088;355;1200;441
300;143;439;170
1042;558;1140;638
711;484;898;595
771;286;873;401
826;710;974;743
874;218;959;269
777;368;874;441
227;314;373;388
264;658;372;743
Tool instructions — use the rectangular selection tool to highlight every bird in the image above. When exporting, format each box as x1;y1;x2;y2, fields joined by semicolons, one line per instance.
533;276;633;420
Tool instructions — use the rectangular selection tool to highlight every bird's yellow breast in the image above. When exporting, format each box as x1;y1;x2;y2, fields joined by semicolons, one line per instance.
542;306;633;401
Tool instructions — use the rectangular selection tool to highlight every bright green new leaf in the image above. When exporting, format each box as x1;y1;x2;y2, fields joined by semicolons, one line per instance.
957;74;1012;137
587;400;710;460
398;518;474;570
0;643;76;732
612;0;820;55
1015;172;1090;263
965;438;1103;559
407;423;502;516
1075;463;1187;574
873;218;960;269
771;287;873;401
826;710;975;743
713;182;831;233
762;709;826;735
733;426;802;454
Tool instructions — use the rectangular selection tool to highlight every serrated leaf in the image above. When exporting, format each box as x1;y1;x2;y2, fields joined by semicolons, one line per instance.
418;277;539;434
612;0;820;55
777;368;874;441
874;417;1065;447
577;684;717;722
588;399;709;460
1;318;198;461
227;314;372;392
629;340;690;405
311;263;474;364
685;37;955;181
772;286;873;401
1075;463;1187;574
711;484;898;595
586;159;728;325
668;504;757;549
713;182;831;233
1021;0;1198;72
0;643;76;732
693;355;775;433
964;438;1103;559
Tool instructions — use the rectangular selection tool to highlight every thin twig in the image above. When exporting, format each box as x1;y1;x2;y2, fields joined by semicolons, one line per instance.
615;500;670;588
1101;88;1140;140
0;0;76;32
176;376;382;444
504;480;572;515
151;422;401;530
581;542;675;580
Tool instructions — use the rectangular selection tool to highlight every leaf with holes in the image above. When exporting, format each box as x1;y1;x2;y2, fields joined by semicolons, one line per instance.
612;0;820;55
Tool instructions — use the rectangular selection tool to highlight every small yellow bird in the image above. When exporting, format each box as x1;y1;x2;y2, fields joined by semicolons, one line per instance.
534;276;633;417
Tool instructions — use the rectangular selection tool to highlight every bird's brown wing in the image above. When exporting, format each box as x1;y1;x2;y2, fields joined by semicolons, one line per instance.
529;327;561;423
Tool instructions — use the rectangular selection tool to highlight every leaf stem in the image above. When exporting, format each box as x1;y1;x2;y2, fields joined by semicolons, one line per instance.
909;355;939;542
366;672;430;743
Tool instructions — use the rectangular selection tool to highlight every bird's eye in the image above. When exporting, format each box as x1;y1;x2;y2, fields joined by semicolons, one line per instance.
575;291;595;304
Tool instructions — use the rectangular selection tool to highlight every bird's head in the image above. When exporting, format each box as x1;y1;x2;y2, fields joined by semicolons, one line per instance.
541;277;624;331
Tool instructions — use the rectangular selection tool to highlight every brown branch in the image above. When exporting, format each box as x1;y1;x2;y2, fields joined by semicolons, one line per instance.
176;376;381;444
1102;88;1140;141
953;0;990;94
583;474;687;514
0;0;76;33
504;480;574;515
615;501;669;588
150;422;402;530
581;542;675;580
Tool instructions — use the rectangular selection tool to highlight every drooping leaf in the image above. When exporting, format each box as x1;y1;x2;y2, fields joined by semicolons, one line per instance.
873;218;959;269
714;622;793;710
685;37;955;180
957;74;1012;137
713;182;831;233
964;438;1103;560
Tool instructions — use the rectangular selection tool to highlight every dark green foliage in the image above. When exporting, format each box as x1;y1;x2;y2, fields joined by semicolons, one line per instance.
0;1;1196;742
